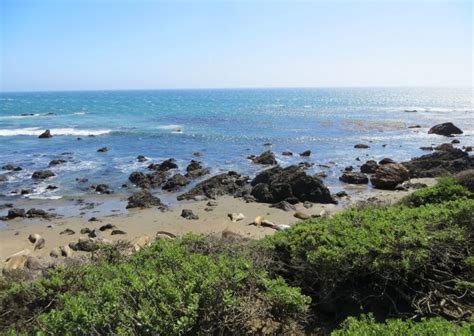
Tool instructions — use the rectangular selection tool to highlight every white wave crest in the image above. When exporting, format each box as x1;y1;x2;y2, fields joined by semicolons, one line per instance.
156;124;183;130
0;127;112;137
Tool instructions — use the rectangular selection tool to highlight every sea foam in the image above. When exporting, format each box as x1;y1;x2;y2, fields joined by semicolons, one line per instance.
0;127;112;137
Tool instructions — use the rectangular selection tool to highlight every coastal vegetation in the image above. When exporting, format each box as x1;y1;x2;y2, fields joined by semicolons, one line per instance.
0;179;473;335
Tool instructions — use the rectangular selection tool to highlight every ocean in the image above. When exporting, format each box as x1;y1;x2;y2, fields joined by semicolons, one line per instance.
0;87;472;202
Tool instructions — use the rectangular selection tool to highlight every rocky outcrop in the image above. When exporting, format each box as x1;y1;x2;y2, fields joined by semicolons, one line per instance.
339;172;369;184
360;160;379;174
370;163;410;190
428;122;463;136
148;159;178;172
129;171;166;189
402;147;474;178
177;171;249;201
249;151;277;165
162;173;190;191
250;165;336;204
185;160;210;178
379;158;396;165
126;190;167;210
32;170;55;179
38;130;52;138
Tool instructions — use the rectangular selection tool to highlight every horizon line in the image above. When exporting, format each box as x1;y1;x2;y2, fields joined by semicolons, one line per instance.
1;85;472;94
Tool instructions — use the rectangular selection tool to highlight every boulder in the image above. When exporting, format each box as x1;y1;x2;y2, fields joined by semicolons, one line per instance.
294;210;311;220
360;160;379;174
451;139;460;144
148;159;178;172
95;184;112;194
428;122;463;136
97;147;108;152
370;163;410;190
181;209;198;220
177;171;249;201
300;150;311;157
250;150;277;165
454;169;474;193
162;173;190;191
402;148;474;178
250;165;336;204
7;208;26;219
32;170;55;179
185;160;210;178
38;130;52;138
137;155;147;162
49;159;66;166
339;172;369;184
270;200;296;212
126;190;167;210
129;171;166;189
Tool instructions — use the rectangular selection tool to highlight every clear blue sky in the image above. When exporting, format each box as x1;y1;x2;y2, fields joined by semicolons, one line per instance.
0;0;472;91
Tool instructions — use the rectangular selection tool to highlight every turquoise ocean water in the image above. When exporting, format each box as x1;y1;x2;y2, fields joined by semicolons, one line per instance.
0;88;472;201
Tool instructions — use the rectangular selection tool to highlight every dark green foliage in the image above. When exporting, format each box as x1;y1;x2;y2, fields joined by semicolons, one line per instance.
402;177;472;207
332;314;474;336
0;236;309;335
265;196;474;323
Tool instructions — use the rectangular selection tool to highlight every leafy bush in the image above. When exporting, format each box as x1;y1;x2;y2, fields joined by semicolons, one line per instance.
265;196;474;322
402;177;472;207
0;236;310;335
332;314;474;336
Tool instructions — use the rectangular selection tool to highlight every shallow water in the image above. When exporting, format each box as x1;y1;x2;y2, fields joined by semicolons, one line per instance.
0;87;472;202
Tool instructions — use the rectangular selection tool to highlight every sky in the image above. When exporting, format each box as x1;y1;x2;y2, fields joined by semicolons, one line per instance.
0;0;472;91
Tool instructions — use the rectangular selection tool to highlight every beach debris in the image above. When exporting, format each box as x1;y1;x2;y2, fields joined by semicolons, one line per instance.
251;165;336;204
32;170;55;179
38;129;53;138
28;233;45;250
133;236;151;251
111;229;126;235
428;122;463;136
97;147;108;152
155;231;176;240
228;213;245;222
60;229;75;235
249;150;277;165
339;172;369;185
126;190;167;210
294;210;311;220
370;163;410;190
354;144;370;149
300;150;311;157
137;155;147;162
282;151;293;156
181;209;199;220
270;201;296;212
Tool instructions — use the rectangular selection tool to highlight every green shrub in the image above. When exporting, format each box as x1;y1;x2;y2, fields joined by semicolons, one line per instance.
332;314;474;336
265;197;474;322
0;236;310;335
402;178;472;207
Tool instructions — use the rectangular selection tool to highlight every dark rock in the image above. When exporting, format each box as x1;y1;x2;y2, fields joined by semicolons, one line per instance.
177;171;249;201
434;143;454;151
181;209;198;220
370;163;410;190
32;170;55;179
21;189;32;195
49;159;66;166
97;147;108;152
303;201;313;208
339;172;369;184
428;122;463;136
300;150;311;157
185;160;210;178
7;208;26;219
263;143;272;146
354;144;370;149
336;191;348;197
282;151;293;156
250;165;336;204
402;147;474;178
465;146;473;152
76;178;89;183
360;160;379;174
0;175;7;182
111;229;126;235
454;169;474;192
408;125;421;129
13;166;23;171
162;173;190;191
72;238;97;252
379;158;396;165
38;130;52;138
129;171;166;189
148;158;178;172
193;152;202;157
420;146;434;151
451;139;460;144
126;190;167;210
207;200;218;206
88;217;99;222
26;208;51;219
250;150;277;165
2;164;14;170
137;155;147;162
99;223;116;231
314;172;327;178
298;162;314;169
344;166;354;172
95;184;112;194
404;110;417;112
80;228;92;234
46;185;58;190
270;200;296;212
60;228;75;235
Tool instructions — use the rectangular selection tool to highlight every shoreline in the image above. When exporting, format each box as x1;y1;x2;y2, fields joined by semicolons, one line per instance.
0;177;437;264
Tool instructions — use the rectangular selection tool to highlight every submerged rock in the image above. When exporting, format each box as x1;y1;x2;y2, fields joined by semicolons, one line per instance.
428;122;463;136
250;150;277;165
370;163;410;190
49;159;66;166
97;147;108;152
282;151;293;156
300;150;311;157
38;130;52;138
32;170;55;179
250;165;336;204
